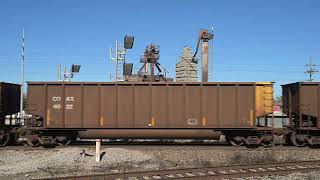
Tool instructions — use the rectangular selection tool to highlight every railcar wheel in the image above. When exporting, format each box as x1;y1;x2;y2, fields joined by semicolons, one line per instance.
260;135;274;147
14;132;24;145
0;130;10;147
261;139;273;147
26;135;40;147
226;135;244;146
56;136;72;146
290;133;306;147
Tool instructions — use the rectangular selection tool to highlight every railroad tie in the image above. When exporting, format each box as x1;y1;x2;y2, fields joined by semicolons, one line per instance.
175;173;184;177
197;172;206;176
185;172;195;177
151;175;162;179
207;171;216;175
165;174;175;178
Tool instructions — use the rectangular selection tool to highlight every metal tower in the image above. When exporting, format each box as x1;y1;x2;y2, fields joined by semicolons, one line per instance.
305;57;318;82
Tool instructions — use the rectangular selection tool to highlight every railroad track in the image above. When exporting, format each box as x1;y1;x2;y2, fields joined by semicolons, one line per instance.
57;160;320;180
0;144;309;151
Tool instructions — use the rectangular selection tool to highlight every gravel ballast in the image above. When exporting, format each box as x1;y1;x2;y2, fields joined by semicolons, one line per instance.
1;145;320;179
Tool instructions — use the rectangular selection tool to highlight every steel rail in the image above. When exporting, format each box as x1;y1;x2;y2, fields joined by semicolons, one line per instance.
55;160;320;180
0;143;311;151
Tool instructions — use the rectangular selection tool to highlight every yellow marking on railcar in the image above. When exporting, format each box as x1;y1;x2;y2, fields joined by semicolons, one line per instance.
250;110;254;127
100;116;104;127
47;109;51;126
255;82;274;117
202;117;207;126
264;86;274;113
151;117;155;126
255;86;261;116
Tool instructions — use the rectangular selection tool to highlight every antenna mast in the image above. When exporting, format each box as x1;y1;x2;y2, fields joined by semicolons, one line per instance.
305;57;318;82
20;28;25;118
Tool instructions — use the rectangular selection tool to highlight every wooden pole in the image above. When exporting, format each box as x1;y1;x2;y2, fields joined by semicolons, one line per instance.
96;139;101;162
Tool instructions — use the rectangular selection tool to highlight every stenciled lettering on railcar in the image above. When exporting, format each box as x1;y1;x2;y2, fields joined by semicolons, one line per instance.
51;96;75;110
66;96;75;102
65;104;73;110
65;97;75;110
52;96;61;102
188;118;198;126
52;104;61;109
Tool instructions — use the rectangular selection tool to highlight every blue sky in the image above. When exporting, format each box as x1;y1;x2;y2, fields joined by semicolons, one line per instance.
0;0;319;96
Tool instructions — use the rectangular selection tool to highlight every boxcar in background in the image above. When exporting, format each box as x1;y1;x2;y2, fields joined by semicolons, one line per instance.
27;82;274;146
282;82;320;146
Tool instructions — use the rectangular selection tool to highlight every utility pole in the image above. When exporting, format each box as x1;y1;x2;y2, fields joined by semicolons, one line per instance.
20;28;25;119
305;57;318;82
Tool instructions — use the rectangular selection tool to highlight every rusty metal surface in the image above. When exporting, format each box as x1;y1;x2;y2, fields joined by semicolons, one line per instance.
282;82;320;128
0;82;20;124
27;82;273;130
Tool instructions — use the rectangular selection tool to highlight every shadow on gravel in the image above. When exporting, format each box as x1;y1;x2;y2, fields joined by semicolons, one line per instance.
100;151;106;161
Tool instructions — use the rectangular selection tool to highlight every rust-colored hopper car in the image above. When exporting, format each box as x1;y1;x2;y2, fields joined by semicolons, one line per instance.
282;82;320;146
25;82;274;147
0;82;20;146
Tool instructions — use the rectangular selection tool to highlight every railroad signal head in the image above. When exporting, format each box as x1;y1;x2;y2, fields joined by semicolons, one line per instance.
71;64;81;73
124;35;134;49
123;63;133;76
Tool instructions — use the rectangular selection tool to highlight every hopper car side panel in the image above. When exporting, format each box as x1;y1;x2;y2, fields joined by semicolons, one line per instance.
0;82;21;125
0;82;20;147
27;82;273;130
299;85;320;121
65;85;82;127
282;82;320;129
27;84;46;118
151;85;167;127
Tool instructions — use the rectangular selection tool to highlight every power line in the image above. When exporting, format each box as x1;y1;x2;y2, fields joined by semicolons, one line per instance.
305;56;318;82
